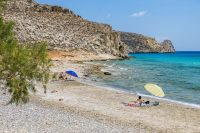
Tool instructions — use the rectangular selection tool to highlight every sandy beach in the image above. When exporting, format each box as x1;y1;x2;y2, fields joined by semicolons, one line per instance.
2;0;200;132
1;51;200;133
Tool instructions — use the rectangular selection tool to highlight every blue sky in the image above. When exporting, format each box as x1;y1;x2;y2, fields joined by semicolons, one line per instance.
36;0;200;51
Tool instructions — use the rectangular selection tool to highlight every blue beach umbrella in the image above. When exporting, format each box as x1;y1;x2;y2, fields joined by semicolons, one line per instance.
66;70;79;78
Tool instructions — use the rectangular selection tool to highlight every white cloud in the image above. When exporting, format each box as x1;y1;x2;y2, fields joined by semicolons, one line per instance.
130;11;147;17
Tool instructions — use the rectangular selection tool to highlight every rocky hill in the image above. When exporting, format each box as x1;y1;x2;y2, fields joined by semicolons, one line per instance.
3;0;128;58
120;32;175;53
3;0;175;57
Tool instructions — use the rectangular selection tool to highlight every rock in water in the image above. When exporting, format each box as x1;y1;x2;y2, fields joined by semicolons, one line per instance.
104;72;112;75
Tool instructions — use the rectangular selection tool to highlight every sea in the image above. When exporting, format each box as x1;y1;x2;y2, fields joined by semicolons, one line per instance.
95;51;200;107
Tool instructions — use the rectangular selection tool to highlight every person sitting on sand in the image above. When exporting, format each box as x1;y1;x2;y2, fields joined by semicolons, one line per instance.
127;96;144;107
123;96;159;107
59;72;64;79
137;96;144;104
59;72;67;80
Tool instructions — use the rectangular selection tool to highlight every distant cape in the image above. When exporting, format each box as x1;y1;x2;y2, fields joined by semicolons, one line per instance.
120;32;175;53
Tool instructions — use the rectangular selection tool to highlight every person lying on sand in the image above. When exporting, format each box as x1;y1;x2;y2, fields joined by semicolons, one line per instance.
122;96;159;107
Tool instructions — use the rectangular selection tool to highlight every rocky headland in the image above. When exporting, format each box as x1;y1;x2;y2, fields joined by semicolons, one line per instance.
3;0;128;58
120;32;175;53
2;0;175;60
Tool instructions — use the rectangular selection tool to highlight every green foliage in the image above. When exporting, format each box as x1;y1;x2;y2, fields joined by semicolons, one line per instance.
0;17;15;45
0;0;7;13
0;16;51;105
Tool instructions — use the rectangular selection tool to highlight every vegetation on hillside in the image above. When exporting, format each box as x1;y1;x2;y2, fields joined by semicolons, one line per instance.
0;0;7;12
0;0;51;105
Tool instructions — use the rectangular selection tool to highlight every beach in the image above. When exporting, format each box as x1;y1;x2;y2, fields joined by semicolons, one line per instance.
1;51;200;133
1;0;200;132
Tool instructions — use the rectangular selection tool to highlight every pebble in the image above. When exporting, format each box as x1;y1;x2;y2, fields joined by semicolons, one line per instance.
0;91;142;133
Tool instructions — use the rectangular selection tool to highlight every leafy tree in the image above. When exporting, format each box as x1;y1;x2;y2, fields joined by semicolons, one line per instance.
0;1;51;105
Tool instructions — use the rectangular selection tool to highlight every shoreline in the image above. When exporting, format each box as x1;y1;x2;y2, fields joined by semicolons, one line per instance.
1;53;200;133
138;93;200;109
35;79;200;133
79;78;200;109
46;57;200;132
83;54;200;109
49;52;200;109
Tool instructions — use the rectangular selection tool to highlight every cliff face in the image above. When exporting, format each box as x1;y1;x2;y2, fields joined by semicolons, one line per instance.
3;0;128;58
120;32;175;53
160;40;175;52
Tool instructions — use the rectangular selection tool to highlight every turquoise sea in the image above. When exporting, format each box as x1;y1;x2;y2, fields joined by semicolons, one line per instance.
97;51;200;106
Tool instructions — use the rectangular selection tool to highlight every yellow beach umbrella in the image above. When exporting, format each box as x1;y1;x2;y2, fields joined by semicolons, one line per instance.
144;84;165;97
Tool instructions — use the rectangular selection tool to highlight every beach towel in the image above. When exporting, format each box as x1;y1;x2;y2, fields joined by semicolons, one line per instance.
122;101;159;107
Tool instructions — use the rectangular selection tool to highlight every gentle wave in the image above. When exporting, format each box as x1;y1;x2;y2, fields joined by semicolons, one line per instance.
95;51;200;105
